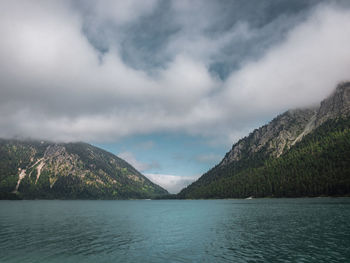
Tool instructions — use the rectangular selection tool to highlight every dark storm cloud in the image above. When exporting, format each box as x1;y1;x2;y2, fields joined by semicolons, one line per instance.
0;0;350;143
77;0;329;75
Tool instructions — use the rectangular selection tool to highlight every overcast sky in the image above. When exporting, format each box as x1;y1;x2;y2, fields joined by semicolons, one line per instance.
1;0;350;193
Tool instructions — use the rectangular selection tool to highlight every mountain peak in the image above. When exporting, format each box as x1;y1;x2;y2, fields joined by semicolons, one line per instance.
315;81;350;126
336;81;350;91
0;140;168;199
220;82;350;167
179;81;350;199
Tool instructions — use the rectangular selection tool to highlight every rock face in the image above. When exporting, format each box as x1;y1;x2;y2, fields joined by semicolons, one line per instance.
220;108;316;165
315;82;350;126
221;82;350;166
0;141;168;199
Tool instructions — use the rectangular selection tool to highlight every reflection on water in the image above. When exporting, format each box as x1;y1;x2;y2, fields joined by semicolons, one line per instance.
0;199;349;263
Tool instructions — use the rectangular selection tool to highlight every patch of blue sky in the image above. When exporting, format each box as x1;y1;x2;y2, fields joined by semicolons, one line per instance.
92;132;228;178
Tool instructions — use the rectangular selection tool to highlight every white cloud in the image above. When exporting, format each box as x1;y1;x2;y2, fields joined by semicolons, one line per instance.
144;173;199;194
117;151;196;193
0;1;349;146
221;4;350;116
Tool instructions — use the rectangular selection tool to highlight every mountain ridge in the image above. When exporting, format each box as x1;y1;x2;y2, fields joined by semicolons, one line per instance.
221;81;350;166
0;140;168;199
178;81;350;198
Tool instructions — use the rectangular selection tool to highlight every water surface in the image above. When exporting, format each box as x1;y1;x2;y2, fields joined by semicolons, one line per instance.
0;198;349;262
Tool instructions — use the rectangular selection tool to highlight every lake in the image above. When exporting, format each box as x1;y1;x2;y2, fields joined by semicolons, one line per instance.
0;198;349;262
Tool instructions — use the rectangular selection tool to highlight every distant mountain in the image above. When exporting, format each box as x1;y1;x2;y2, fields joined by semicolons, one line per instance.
0;141;168;199
178;82;350;198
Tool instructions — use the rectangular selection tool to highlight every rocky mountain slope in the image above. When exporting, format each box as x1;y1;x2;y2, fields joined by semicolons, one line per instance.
0;141;168;199
221;81;350;166
178;82;350;198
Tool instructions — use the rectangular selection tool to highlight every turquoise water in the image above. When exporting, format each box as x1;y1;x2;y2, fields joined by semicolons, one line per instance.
0;198;349;262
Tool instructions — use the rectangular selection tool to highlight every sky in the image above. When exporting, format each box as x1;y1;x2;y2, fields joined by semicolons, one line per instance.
1;0;350;193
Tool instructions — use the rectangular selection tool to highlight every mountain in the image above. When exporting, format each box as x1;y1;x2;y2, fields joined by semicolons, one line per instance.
178;82;350;199
0;141;168;199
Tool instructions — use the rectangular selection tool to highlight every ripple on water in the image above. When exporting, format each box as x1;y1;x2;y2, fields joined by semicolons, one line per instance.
0;199;349;263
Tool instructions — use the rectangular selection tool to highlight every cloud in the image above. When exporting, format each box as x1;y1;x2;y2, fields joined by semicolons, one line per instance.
221;4;350;116
0;1;350;146
92;0;159;25
118;151;159;172
117;150;199;193
144;173;199;194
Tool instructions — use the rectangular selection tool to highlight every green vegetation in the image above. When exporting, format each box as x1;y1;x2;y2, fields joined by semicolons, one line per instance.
0;140;168;199
178;117;350;199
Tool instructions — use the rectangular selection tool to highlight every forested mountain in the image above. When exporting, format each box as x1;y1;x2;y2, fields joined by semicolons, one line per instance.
178;82;350;199
0;141;168;199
